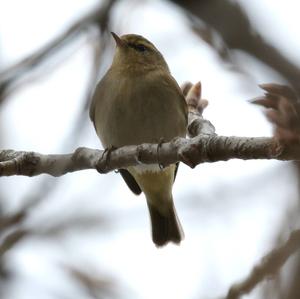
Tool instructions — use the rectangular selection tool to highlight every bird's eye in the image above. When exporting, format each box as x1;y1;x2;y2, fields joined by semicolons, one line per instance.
134;44;147;52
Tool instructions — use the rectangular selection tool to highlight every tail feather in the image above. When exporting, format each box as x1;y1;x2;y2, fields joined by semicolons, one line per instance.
147;201;184;247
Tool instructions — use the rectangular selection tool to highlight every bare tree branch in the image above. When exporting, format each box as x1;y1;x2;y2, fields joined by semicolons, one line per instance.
64;264;116;299
0;126;297;178
0;229;28;257
225;229;300;299
170;0;300;93
0;82;299;177
0;0;117;102
0;137;274;176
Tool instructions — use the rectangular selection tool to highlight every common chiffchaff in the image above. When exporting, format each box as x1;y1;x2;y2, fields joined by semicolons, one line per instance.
90;33;187;246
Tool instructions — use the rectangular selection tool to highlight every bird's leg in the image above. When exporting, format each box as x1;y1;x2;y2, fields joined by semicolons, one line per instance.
157;138;165;170
96;145;117;173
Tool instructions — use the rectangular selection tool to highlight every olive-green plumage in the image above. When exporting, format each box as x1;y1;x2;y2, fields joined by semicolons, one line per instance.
90;33;187;246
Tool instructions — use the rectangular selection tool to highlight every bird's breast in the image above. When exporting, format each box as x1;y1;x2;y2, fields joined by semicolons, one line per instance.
94;71;187;148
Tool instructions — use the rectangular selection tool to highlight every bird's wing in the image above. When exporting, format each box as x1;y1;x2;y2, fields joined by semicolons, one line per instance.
90;74;143;195
89;76;142;195
119;169;142;195
174;162;180;182
90;71;186;194
89;73;109;126
89;89;97;125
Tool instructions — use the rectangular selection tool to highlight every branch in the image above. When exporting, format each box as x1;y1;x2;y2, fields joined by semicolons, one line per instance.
0;136;281;177
225;229;300;299
0;82;299;177
170;0;300;93
0;0;117;101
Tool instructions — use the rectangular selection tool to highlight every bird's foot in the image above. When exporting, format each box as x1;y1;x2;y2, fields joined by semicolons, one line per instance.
96;145;116;173
157;138;165;170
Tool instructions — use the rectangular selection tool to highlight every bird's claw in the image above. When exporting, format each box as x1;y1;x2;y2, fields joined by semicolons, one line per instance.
96;146;116;173
157;138;165;170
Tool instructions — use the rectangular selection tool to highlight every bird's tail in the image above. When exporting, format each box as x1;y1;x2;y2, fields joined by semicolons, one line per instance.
147;199;184;247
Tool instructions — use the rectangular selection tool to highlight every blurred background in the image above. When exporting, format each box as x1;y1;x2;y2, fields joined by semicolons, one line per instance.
0;0;300;298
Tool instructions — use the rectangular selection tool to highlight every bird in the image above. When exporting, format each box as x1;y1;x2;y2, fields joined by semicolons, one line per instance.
89;32;188;246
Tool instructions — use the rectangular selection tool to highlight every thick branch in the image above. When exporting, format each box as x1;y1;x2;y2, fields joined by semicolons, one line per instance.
0;135;297;177
0;82;298;177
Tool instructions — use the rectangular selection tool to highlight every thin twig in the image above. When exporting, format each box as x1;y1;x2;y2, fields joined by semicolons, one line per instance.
0;0;117;101
225;229;300;299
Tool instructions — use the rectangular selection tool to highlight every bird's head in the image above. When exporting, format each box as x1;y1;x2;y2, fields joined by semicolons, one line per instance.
110;32;169;72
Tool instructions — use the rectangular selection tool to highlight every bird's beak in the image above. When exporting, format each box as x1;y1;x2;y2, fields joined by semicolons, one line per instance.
111;32;125;48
